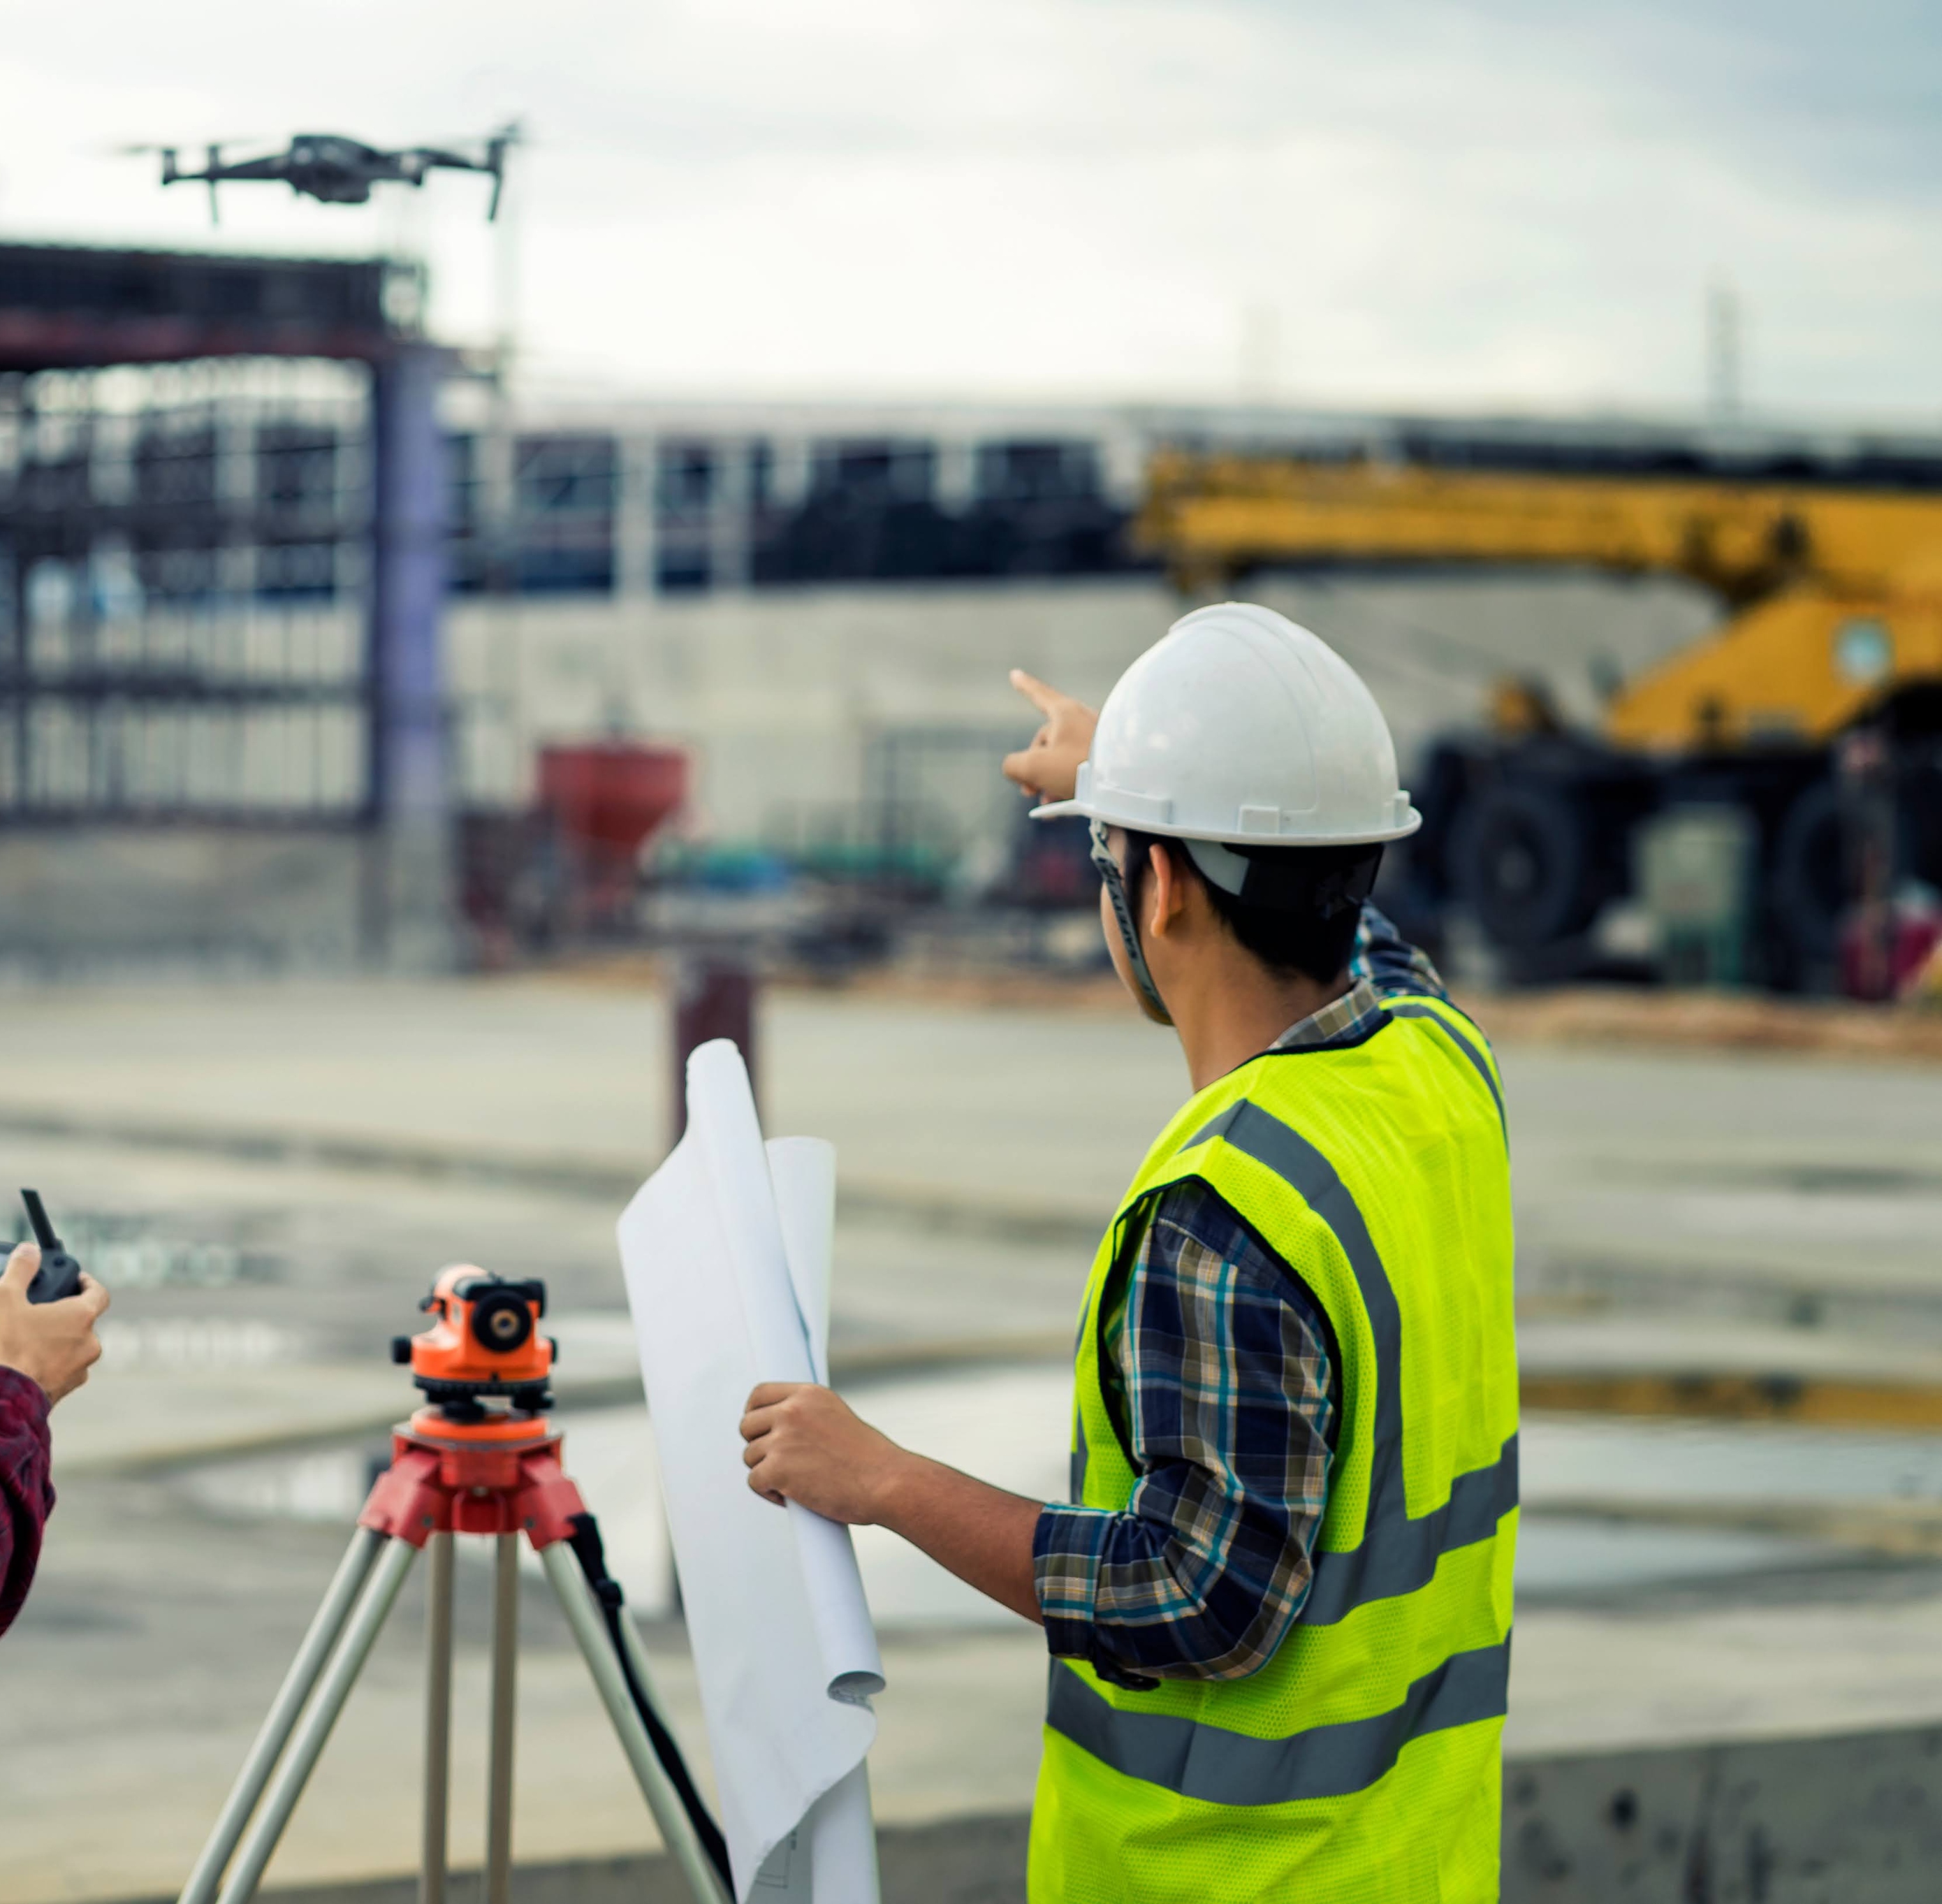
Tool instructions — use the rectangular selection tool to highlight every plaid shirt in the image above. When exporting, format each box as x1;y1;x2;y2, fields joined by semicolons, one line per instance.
0;1364;54;1638
1032;903;1447;1685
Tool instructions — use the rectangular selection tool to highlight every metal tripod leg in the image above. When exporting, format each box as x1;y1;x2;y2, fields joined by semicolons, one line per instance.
421;1532;455;1904
177;1527;385;1904
214;1534;421;1904
539;1543;730;1904
484;1533;518;1904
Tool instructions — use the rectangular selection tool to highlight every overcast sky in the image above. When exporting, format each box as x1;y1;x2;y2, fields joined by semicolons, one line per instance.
3;0;1938;418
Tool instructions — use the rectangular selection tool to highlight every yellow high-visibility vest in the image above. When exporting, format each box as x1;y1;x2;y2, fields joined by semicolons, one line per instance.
1030;996;1517;1903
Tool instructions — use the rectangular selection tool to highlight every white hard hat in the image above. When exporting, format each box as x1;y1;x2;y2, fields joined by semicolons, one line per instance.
1032;602;1421;847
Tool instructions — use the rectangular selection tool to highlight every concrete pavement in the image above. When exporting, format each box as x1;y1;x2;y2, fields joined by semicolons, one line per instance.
6;973;1942;1901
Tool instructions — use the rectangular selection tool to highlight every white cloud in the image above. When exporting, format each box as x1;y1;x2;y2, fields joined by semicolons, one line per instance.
1;0;1937;415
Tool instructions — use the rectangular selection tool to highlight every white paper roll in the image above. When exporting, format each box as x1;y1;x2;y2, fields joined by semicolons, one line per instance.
768;1137;836;1387
620;1040;882;1902
765;1132;882;1704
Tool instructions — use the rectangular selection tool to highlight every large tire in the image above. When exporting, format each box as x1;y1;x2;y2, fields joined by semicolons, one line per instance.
1451;783;1593;950
1769;782;1846;966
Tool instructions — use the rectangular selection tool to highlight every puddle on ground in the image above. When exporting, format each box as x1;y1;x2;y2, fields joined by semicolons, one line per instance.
176;1365;1931;1628
1;1209;283;1288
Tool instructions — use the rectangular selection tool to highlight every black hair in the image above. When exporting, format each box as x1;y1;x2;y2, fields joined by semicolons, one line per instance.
1122;831;1380;987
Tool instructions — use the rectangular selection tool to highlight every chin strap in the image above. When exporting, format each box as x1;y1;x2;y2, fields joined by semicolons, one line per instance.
1089;820;1172;1025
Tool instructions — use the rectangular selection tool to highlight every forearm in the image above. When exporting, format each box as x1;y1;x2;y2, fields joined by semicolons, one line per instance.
0;1366;54;1638
1352;900;1448;1001
877;1453;1046;1626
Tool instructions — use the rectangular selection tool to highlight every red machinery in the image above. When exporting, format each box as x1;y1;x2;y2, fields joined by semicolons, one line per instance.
539;742;689;921
539;743;687;864
463;742;689;950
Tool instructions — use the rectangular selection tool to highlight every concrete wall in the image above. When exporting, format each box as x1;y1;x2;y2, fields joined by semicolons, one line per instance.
0;830;370;973
448;570;1718;864
0;569;1721;970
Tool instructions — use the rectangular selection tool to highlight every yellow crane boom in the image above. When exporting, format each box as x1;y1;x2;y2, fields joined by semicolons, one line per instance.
1139;450;1942;754
1137;445;1942;991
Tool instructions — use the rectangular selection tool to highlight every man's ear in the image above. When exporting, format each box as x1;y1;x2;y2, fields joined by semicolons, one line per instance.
1146;841;1189;938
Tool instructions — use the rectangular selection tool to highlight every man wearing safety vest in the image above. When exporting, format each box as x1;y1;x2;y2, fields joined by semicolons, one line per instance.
742;602;1517;1902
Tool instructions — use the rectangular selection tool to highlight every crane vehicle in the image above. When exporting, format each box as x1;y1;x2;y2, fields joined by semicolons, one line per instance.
1138;442;1942;989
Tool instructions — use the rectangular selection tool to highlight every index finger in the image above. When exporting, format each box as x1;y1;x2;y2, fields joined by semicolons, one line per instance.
73;1272;110;1318
1009;669;1065;717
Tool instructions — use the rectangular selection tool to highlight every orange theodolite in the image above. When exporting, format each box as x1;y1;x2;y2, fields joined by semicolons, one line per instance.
390;1265;555;1428
175;1268;731;1904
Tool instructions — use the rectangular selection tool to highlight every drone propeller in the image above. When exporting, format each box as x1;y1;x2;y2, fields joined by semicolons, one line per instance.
106;135;261;157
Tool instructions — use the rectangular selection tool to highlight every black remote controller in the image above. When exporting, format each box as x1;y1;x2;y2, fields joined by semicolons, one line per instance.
21;1191;85;1305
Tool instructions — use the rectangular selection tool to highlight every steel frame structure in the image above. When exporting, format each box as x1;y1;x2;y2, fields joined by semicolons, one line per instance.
0;244;444;844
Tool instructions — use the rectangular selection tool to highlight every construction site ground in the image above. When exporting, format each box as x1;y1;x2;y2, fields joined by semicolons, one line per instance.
6;971;1942;1903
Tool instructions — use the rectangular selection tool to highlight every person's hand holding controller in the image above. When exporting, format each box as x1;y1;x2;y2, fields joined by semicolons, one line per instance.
0;1242;109;1405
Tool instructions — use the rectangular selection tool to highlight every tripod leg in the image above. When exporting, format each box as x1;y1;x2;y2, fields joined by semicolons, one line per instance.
214;1534;421;1904
539;1543;730;1904
485;1534;519;1904
421;1532;455;1904
177;1527;385;1904
608;1597;680;1745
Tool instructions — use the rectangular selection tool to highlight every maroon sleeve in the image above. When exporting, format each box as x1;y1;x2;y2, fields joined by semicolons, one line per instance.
0;1364;54;1638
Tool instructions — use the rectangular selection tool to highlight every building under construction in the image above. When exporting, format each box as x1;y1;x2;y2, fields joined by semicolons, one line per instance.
0;241;446;969
11;236;1942;981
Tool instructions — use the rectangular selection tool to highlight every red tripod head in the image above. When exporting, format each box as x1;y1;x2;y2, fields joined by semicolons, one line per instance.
391;1265;555;1425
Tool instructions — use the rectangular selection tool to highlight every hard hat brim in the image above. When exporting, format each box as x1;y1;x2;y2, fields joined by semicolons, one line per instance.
1030;794;1423;847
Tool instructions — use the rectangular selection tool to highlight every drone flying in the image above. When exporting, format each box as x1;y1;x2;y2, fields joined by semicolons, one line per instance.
143;125;518;222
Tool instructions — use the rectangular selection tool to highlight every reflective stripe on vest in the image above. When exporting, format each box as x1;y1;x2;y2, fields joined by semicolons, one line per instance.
1383;999;1506;1142
1035;1008;1517;1896
1181;1096;1515;1625
1047;1633;1512;1806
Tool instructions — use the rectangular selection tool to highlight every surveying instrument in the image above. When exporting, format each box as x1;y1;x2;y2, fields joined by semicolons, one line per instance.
176;1267;731;1904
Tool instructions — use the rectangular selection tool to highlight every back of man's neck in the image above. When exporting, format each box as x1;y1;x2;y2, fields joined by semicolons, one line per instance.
1174;961;1354;1094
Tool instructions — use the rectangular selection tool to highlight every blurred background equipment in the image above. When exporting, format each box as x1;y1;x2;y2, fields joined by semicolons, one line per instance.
0;240;453;970
1633;806;1758;989
1140;443;1942;993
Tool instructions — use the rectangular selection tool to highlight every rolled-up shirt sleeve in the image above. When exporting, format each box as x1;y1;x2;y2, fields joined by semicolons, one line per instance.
1350;900;1450;1002
1032;1182;1336;1686
0;1365;54;1638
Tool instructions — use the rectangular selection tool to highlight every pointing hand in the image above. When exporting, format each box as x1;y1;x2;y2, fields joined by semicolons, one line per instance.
1000;670;1097;804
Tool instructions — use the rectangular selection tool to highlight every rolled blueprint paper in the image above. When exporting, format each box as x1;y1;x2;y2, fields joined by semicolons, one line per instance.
761;1131;879;1702
686;1046;885;1704
747;1767;878;1904
807;1763;880;1899
621;1040;880;1901
768;1137;836;1387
